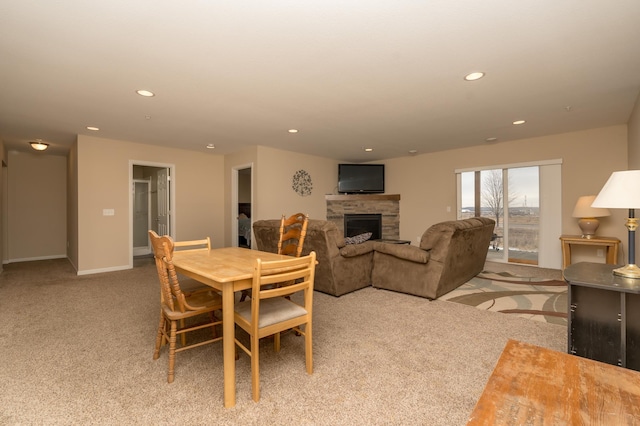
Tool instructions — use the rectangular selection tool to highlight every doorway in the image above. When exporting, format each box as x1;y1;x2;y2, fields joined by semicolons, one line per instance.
232;164;253;248
130;161;175;264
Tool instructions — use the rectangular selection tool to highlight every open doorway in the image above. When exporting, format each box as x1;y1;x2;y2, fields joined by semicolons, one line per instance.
130;161;175;263
232;164;253;248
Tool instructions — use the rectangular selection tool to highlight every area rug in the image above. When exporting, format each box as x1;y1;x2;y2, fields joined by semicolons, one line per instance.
439;271;568;326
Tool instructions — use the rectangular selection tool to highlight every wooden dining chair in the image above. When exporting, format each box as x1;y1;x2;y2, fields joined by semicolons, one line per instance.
234;251;317;402
148;231;223;383
277;212;309;257
239;212;309;302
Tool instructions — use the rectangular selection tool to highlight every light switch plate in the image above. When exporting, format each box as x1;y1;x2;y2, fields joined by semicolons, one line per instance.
103;209;115;216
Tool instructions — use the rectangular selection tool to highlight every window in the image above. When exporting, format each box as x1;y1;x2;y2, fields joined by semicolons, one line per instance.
456;160;562;269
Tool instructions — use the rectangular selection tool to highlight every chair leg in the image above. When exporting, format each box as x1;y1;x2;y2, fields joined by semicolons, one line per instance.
251;334;260;402
168;320;178;383
180;319;187;346
239;290;250;302
305;323;313;375
153;311;165;360
273;332;281;352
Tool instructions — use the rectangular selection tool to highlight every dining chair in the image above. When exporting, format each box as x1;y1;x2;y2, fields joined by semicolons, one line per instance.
150;231;216;345
239;212;309;302
234;251;317;402
148;231;223;383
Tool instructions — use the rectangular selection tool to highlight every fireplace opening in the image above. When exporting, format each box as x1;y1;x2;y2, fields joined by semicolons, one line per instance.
344;213;382;240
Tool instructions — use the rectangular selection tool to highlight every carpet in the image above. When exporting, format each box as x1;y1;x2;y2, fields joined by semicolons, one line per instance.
439;271;568;326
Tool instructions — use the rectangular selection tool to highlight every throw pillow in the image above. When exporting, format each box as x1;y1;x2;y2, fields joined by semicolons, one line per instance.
344;232;372;245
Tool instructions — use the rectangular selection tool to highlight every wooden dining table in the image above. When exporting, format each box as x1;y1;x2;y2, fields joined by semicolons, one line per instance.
171;246;290;408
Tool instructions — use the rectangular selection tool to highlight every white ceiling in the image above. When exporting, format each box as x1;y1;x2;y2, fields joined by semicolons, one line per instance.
1;1;639;162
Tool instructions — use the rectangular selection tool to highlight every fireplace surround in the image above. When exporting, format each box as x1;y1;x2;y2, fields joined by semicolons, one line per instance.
326;194;400;239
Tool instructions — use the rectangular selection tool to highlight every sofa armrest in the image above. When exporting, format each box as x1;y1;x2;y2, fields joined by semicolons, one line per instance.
372;242;430;264
339;240;375;257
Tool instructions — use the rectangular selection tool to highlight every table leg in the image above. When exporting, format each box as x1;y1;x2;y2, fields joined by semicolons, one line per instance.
222;282;236;408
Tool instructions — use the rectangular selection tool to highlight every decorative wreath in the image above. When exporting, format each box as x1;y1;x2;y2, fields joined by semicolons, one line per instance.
292;169;313;197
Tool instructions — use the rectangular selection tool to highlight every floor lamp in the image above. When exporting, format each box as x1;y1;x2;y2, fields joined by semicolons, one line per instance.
592;170;640;278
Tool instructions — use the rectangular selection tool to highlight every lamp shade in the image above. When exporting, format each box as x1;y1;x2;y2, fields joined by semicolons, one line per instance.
572;195;610;218
592;170;640;209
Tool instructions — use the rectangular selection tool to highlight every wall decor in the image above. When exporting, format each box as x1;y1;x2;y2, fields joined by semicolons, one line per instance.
292;169;313;196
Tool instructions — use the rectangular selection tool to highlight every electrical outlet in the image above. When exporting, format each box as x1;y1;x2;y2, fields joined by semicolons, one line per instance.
446;206;451;213
596;249;604;257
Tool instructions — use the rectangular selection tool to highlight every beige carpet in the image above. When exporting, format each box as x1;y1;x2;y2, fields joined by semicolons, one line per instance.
0;258;566;425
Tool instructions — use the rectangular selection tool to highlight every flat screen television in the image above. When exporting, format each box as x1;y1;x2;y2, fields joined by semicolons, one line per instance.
338;164;385;194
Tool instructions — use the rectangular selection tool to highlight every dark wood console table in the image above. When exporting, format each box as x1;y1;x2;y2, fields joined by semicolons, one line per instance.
563;262;640;371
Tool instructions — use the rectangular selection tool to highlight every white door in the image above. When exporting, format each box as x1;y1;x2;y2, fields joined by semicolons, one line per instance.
157;168;170;235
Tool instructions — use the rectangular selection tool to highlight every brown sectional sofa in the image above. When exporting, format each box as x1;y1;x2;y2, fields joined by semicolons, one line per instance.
252;219;375;296
371;217;495;299
252;217;495;299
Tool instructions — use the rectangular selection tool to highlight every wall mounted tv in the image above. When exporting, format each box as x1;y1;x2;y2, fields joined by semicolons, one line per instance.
338;164;385;194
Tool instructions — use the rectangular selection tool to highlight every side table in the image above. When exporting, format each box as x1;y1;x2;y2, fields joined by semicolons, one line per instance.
559;234;620;269
563;262;640;371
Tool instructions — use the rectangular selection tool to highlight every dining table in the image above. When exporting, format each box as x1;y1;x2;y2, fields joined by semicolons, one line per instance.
171;246;290;408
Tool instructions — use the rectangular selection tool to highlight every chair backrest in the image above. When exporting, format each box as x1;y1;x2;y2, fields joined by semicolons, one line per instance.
148;230;191;313
250;252;317;332
277;213;309;257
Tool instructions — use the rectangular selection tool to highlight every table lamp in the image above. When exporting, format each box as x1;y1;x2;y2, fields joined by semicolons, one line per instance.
592;170;640;278
572;195;610;239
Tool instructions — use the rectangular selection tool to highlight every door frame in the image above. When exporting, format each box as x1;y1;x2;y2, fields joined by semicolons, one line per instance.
231;163;253;247
129;160;176;267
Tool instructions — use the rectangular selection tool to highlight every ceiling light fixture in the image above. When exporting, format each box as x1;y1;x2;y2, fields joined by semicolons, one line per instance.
86;126;99;131
485;137;498;142
513;120;526;125
364;148;373;152
136;89;155;97
30;140;49;151
288;129;299;133
206;144;215;149
409;149;418;155
464;72;485;81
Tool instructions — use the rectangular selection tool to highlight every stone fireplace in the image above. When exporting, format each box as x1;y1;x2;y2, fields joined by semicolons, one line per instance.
326;194;400;239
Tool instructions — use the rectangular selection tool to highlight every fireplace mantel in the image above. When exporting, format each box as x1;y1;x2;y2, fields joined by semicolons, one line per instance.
325;194;400;201
326;194;400;239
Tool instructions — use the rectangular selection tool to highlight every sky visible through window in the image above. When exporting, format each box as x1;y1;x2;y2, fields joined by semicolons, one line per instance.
461;166;539;209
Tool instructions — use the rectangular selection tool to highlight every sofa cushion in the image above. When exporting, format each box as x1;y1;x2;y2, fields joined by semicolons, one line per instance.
372;241;430;264
340;240;375;257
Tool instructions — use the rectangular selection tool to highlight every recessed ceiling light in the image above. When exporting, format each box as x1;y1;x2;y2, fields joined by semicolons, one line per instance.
206;144;215;149
464;72;485;81
136;89;155;97
409;150;418;155
513;120;526;125
288;129;299;133
485;137;498;142
86;126;99;131
364;148;373;152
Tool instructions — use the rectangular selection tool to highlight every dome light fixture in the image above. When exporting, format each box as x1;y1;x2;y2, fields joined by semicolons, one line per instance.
30;140;49;151
206;144;215;149
513;120;526;125
136;89;155;97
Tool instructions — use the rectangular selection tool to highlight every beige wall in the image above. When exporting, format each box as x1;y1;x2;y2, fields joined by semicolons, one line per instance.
628;92;640;168
255;146;338;220
76;135;225;274
0;139;5;270
384;125;629;257
6;150;67;261
67;139;79;270
223;145;339;247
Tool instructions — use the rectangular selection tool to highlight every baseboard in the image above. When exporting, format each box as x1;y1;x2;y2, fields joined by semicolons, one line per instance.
3;254;67;264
